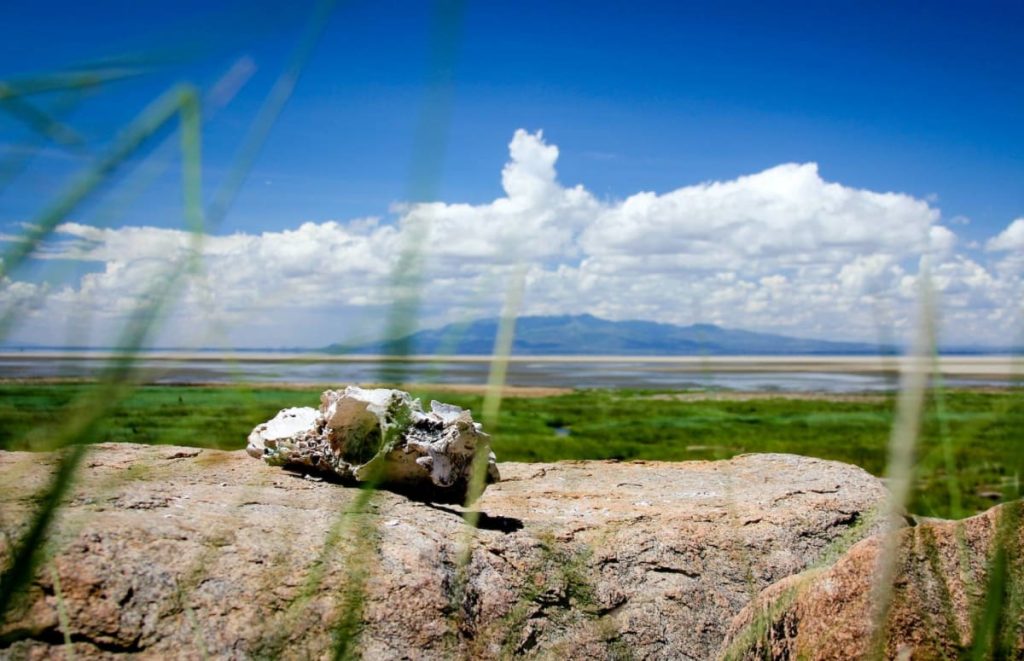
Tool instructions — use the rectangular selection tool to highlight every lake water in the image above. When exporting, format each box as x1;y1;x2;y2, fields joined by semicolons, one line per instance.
0;352;1017;393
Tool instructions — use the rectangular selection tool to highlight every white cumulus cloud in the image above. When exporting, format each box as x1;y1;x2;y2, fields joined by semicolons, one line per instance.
987;218;1024;252
1;129;1020;348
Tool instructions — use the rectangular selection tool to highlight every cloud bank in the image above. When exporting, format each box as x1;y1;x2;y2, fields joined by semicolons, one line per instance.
2;129;1021;348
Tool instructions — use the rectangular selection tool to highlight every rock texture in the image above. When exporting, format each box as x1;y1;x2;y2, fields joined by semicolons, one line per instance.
0;444;890;659
247;387;499;504
720;501;1024;660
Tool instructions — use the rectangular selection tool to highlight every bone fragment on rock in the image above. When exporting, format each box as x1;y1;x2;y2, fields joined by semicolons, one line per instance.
246;386;499;503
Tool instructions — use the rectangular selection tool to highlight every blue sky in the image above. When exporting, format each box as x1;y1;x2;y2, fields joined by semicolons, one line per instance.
1;1;1022;347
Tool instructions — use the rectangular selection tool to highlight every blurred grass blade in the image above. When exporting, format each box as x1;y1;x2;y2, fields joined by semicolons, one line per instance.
50;563;76;660
449;264;525;636
377;0;465;377
0;83;202;283
407;0;464;202
328;485;379;661
0;52;253;342
86;57;255;232
0;67;142;100
0;95;85;149
0;443;87;623
969;503;1021;659
480;266;526;427
179;84;203;232
0;88;92;192
0;84;203;626
205;0;337;228
0;0;342;645
930;369;962;519
331;7;466;648
867;260;936;656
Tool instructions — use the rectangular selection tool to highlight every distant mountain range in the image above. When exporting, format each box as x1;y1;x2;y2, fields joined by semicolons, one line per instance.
324;314;899;356
1;316;1013;356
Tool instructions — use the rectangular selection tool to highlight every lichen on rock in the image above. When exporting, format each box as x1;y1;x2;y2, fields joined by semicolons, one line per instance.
247;386;499;502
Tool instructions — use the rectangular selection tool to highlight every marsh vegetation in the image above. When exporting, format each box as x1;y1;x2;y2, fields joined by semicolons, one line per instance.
1;382;1020;520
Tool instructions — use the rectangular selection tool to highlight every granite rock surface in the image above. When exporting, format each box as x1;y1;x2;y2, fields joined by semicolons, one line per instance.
720;500;1024;660
1;444;892;659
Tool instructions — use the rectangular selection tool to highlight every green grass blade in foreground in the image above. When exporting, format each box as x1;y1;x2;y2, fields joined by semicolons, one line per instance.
467;265;525;516
0;87;93;193
328;3;466;647
967;355;1024;658
930;369;962;519
375;0;464;377
0;84;204;626
86;86;203;384
968;502;1022;659
0;66;143;100
204;0;337;229
867;268;936;657
0;0;335;639
65;0;340;629
6;0;332;437
330;3;467;646
0;94;86;149
49;562;76;660
445;266;525;638
328;484;380;661
0;84;200;285
85;57;255;235
0;443;87;624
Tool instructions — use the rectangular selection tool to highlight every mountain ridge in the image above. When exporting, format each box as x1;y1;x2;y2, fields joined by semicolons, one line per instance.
325;314;898;356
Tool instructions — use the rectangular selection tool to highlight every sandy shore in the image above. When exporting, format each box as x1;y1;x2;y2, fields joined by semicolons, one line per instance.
0;352;1019;380
0;376;574;397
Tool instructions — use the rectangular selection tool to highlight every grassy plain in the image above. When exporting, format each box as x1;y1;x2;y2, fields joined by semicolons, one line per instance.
0;383;1021;519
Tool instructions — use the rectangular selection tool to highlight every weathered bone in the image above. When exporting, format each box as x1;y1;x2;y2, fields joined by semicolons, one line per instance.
247;386;499;502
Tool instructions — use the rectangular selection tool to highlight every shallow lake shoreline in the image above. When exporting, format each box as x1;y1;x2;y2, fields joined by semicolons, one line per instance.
1;353;1019;391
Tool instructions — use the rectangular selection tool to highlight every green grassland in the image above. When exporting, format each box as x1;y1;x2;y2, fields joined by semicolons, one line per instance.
1;383;1021;519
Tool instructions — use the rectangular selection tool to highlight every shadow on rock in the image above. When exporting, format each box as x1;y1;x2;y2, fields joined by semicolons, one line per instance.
424;503;525;533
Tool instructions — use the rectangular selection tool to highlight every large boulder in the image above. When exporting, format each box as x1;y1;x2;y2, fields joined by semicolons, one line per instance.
0;444;889;659
719;501;1024;660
